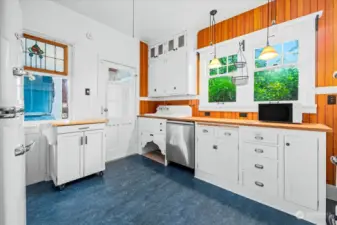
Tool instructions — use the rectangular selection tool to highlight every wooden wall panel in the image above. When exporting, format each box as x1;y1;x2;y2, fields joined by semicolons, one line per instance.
139;0;337;185
139;42;148;97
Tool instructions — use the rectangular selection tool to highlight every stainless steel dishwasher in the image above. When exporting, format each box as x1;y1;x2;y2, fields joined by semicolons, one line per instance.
166;121;195;169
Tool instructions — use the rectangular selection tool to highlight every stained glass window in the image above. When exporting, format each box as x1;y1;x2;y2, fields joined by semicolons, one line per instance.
23;34;68;76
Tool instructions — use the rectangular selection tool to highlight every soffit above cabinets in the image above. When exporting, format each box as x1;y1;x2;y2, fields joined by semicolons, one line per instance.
53;0;266;43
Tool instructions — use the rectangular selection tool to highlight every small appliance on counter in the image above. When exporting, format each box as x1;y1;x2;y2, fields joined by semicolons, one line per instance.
258;103;302;124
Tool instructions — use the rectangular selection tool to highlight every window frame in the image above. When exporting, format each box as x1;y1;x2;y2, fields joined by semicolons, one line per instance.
23;33;69;76
253;40;299;102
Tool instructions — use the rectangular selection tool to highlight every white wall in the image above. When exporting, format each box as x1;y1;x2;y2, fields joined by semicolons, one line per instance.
21;0;140;185
21;0;140;120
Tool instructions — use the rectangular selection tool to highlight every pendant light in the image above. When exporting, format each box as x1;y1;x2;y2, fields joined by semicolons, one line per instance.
259;0;278;61
208;9;222;69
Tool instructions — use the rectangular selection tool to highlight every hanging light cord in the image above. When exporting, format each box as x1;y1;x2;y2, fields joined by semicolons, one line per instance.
213;15;216;57
266;0;270;46
132;0;135;38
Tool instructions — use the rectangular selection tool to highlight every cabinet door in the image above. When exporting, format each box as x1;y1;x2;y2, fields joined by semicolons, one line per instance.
196;136;217;175
148;59;166;97
284;135;318;210
166;49;187;95
217;133;239;183
57;133;83;185
84;130;105;176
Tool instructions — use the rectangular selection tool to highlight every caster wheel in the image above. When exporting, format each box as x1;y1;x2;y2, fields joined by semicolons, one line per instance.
97;171;104;177
58;184;65;191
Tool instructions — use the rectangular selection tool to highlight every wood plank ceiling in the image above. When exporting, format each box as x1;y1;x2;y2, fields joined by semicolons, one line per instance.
139;0;337;185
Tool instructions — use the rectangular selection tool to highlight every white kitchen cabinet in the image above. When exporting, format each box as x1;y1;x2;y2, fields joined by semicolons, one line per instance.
57;132;83;185
196;125;239;184
284;134;318;210
50;123;106;189
148;32;196;97
195;123;327;225
83;130;105;177
196;136;217;175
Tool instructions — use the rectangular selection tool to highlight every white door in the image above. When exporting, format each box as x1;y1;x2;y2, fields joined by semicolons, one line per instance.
57;133;83;185
217;131;239;183
196;136;218;175
83;130;105;176
99;62;137;162
284;135;318;210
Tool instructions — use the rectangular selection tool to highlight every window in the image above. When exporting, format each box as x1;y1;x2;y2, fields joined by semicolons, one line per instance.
23;34;68;76
254;40;299;102
24;74;69;121
208;54;237;102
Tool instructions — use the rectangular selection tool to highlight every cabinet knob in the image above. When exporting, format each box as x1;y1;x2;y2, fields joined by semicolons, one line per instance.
174;87;176;90
286;143;290;146
154;89;157;92
255;148;264;154
213;145;218;150
255;181;264;187
202;129;208;133
224;132;231;136
254;164;264;170
255;136;263;140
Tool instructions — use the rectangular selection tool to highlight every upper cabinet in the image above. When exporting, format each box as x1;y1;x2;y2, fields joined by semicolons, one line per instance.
148;32;196;97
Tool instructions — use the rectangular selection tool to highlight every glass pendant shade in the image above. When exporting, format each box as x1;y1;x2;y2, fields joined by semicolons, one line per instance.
209;57;222;69
259;45;278;60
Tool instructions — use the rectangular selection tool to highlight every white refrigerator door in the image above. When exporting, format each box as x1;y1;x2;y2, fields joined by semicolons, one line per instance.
0;0;26;225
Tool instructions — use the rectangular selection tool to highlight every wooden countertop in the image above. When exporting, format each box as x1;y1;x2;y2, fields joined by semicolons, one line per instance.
139;115;332;133
52;119;108;127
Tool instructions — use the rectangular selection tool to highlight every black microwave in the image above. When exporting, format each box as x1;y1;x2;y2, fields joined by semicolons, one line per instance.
258;103;302;124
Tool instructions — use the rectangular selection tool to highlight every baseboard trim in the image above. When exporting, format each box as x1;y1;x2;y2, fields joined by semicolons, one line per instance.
327;184;337;201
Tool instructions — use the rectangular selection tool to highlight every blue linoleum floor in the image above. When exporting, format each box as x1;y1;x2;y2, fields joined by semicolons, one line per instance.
27;155;312;225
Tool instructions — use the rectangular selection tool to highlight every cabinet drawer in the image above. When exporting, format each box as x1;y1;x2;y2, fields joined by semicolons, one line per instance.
242;171;278;197
241;128;278;145
56;123;105;134
196;125;214;136
242;143;278;160
242;155;278;178
139;118;166;134
216;127;238;139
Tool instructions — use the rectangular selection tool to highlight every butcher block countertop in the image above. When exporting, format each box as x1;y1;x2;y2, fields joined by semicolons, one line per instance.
52;119;108;127
139;115;332;133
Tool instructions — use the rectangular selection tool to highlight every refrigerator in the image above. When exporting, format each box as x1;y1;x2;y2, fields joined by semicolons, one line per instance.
0;0;32;224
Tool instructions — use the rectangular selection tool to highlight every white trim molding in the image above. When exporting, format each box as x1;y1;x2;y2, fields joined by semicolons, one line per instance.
315;86;337;95
139;95;199;101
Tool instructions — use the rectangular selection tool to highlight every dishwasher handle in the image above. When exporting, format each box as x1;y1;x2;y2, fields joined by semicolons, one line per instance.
167;121;194;126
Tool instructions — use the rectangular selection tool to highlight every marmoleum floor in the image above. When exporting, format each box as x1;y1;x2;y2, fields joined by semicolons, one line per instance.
27;155;312;225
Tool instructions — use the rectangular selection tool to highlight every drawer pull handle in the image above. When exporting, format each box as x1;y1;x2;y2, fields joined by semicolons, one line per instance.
286;143;290;146
255;164;264;169
203;129;208;133
79;127;89;130
213;145;218;150
150;134;154;137
255;136;263;140
160;129;163;131
255;181;264;187
255;149;264;154
224;132;231;136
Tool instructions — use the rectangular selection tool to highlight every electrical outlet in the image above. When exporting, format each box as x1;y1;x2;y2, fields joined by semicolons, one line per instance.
204;112;211;116
239;113;248;118
327;95;336;105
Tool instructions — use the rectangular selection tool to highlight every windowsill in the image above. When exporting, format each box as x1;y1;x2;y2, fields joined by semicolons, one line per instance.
198;104;317;114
